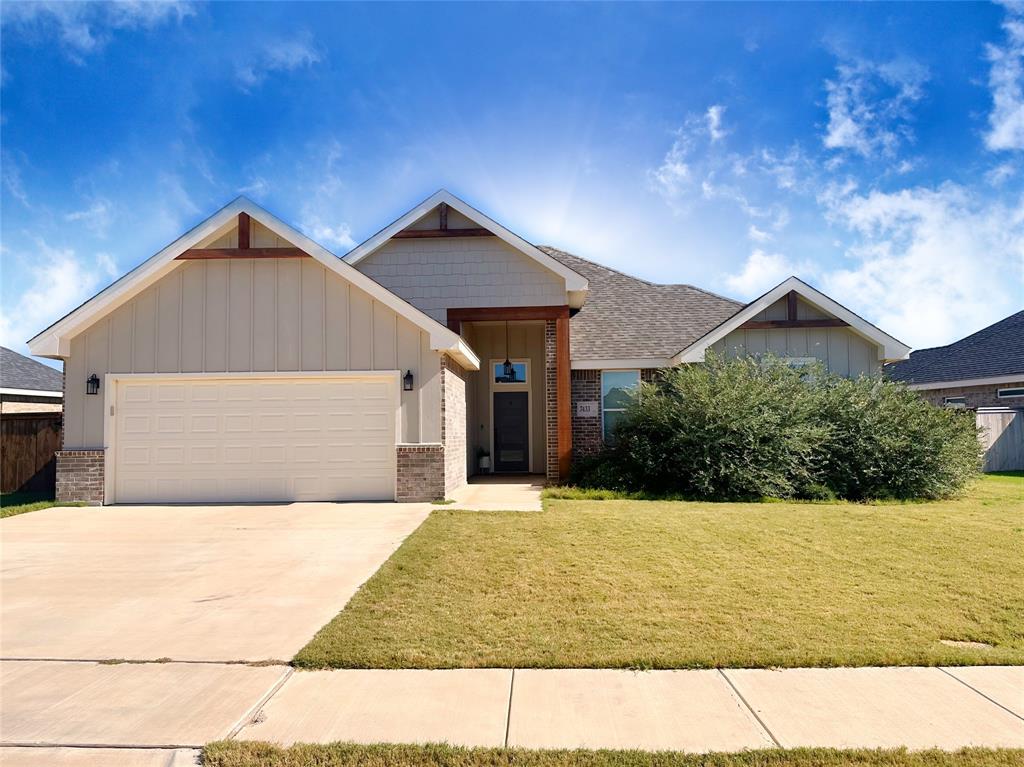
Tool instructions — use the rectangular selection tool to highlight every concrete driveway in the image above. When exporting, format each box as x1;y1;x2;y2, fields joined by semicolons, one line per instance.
0;502;430;662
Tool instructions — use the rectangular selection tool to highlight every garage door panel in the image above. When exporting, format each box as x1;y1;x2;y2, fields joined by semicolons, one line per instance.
114;376;396;503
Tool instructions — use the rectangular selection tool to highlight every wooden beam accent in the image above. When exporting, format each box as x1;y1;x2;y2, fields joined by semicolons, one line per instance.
556;312;572;480
446;305;570;334
237;212;250;250
177;247;310;260
392;228;493;239
439;202;448;231
738;318;848;330
787;290;798;321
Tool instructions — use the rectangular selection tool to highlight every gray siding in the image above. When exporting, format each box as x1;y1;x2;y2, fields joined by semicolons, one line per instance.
711;297;882;377
355;237;567;324
64;258;440;449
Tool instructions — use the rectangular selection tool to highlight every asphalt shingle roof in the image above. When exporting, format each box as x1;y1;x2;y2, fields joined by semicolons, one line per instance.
1;347;63;392
885;310;1024;385
540;247;743;361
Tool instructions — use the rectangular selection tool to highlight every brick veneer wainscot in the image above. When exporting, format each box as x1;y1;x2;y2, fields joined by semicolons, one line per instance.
55;450;104;504
918;381;1024;410
395;444;445;502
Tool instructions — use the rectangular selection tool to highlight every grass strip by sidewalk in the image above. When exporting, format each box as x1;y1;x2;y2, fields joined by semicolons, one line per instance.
203;743;1024;767
295;473;1024;670
0;492;86;519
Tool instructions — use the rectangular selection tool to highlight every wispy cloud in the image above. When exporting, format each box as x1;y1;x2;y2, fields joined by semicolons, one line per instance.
65;197;114;237
647;129;692;208
0;239;118;351
235;34;322;90
725;249;808;297
1;151;31;208
300;215;356;252
822;56;928;158
705;104;727;142
0;1;194;62
984;1;1024;151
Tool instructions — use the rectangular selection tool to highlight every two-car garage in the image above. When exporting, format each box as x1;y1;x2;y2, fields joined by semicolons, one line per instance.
109;375;398;504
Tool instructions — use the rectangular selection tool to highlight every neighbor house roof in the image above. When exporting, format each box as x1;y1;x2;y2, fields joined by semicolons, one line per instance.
541;247;742;367
27;197;479;370
1;346;63;396
886;310;1024;389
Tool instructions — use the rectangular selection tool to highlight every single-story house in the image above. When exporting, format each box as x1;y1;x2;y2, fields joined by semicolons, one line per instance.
1;346;63;414
29;191;909;505
885;310;1024;409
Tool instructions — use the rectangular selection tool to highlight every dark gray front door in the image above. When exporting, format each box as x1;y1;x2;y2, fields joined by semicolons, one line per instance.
493;391;529;472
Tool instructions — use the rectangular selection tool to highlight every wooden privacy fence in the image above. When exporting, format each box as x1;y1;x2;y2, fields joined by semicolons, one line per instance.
977;407;1024;473
1;413;62;494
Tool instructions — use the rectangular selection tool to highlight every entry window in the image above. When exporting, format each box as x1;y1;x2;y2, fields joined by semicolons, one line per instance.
943;396;967;408
997;387;1024;399
493;361;528;385
602;370;640;443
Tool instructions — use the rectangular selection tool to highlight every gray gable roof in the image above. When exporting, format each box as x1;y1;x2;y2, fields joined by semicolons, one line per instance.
886;310;1024;386
1;347;63;392
540;247;743;361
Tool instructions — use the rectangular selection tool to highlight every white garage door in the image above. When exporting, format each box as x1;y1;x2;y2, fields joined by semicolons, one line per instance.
111;376;397;503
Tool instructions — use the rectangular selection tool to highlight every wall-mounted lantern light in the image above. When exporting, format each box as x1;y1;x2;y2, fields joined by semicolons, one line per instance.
86;374;100;396
403;370;414;391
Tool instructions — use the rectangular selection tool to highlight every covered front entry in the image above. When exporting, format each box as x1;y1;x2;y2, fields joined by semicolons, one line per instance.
108;373;398;504
449;309;571;480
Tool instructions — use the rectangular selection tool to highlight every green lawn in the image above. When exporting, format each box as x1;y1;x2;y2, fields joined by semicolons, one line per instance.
0;491;86;519
295;473;1024;669
202;744;1024;767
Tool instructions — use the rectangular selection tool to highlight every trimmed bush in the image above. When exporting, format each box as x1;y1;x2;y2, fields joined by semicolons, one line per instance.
572;354;982;501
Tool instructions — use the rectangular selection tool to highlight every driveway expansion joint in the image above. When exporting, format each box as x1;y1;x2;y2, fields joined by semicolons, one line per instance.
718;669;783;748
503;668;516;748
226;667;295;740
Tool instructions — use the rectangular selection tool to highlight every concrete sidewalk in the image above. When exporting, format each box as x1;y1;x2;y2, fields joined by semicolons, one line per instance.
237;665;1024;751
2;663;1021;765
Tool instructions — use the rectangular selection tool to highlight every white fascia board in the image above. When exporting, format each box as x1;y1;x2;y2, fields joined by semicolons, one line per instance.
905;374;1024;390
571;357;670;370
27;196;480;371
0;387;63;398
672;276;911;364
343;190;590;294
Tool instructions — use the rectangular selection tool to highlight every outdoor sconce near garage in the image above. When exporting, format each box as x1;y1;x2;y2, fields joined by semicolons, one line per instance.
403;370;414;391
86;374;100;395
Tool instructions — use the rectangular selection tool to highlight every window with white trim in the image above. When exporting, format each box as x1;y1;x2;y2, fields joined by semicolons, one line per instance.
943;396;967;408
997;387;1024;399
601;370;640;443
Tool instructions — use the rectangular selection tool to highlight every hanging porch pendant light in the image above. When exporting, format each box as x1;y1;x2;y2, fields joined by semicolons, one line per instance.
502;320;515;382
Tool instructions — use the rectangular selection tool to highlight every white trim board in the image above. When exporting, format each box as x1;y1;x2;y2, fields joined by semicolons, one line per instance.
0;387;63;398
342;189;589;307
27;197;480;371
572;357;669;370
673;276;911;364
906;374;1024;390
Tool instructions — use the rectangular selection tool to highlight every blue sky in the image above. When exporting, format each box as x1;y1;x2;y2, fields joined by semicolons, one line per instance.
2;1;1022;365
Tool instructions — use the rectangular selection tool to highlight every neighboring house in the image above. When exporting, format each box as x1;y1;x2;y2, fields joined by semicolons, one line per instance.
1;346;63;414
29;191;909;505
886;311;1024;409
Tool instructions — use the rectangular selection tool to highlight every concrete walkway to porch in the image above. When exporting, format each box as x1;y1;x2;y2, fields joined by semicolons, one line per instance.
448;474;545;511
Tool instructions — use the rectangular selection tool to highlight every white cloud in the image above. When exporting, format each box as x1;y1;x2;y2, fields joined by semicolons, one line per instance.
2;152;30;207
705;105;727;142
0;240;114;352
748;224;772;243
725;249;804;298
65;197;113;236
236;34;322;90
300;215;355;252
0;1;193;62
987;160;1018;185
647;130;692;207
821;182;1024;348
984;2;1024;151
823;56;928;157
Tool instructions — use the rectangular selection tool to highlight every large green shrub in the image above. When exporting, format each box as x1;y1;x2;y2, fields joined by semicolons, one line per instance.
572;354;982;501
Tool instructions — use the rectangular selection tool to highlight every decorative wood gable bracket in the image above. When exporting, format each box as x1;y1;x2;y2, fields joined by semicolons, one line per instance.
176;213;311;259
737;291;849;330
391;202;496;239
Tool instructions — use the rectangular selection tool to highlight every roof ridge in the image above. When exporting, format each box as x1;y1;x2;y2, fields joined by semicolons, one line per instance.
539;245;741;303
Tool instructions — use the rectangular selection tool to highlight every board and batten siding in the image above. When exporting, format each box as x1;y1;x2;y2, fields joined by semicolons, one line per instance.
711;295;882;378
355;237;567;324
63;257;441;449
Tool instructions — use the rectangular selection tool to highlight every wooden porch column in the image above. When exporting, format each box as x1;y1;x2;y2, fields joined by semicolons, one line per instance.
556;310;572;480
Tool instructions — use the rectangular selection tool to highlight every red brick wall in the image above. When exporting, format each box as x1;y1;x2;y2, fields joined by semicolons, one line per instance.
395;445;445;502
570;368;660;462
545;320;559;481
55;449;104;504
